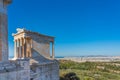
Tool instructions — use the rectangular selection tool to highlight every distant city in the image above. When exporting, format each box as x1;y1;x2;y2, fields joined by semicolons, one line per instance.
9;55;120;62
55;55;120;62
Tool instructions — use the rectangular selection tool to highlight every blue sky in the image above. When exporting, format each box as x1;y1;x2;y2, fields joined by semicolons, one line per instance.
8;0;120;57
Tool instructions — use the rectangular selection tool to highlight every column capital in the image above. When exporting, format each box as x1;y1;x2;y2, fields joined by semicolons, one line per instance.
3;0;12;5
13;39;17;42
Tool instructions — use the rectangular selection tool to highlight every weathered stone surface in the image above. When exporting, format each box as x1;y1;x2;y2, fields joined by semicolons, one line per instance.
13;29;59;80
0;0;10;62
0;0;59;79
0;1;30;80
0;59;30;80
13;29;55;59
30;61;59;80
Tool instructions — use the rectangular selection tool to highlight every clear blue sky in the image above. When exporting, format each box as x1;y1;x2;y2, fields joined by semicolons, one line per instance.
8;0;120;57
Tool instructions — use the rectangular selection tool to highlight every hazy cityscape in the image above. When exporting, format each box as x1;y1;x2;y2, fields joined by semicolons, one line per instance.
57;56;120;62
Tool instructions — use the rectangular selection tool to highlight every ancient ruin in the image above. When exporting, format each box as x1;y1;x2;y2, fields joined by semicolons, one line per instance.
0;0;59;80
12;28;59;80
13;28;55;59
0;0;11;62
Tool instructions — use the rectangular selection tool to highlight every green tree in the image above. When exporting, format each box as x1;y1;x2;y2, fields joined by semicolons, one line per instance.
64;72;80;80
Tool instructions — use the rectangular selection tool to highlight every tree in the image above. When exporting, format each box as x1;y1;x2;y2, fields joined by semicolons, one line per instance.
64;72;80;80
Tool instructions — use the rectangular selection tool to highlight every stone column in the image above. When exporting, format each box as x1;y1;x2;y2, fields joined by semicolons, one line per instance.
27;39;32;57
52;42;55;59
30;39;32;57
26;38;28;57
16;39;19;58
18;39;20;58
14;40;17;59
19;38;23;58
0;0;12;62
22;38;25;58
24;38;27;58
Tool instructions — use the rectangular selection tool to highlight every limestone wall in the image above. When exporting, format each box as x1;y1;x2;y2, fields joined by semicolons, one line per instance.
32;40;50;58
26;33;54;58
0;59;30;80
0;69;30;80
30;62;59;80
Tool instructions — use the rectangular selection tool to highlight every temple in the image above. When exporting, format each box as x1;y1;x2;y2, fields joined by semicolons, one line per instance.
12;28;55;59
0;0;59;80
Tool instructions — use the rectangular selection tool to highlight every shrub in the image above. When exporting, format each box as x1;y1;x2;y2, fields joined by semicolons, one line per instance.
60;72;80;80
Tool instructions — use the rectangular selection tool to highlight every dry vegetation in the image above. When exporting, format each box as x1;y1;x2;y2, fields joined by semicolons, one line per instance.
59;60;120;80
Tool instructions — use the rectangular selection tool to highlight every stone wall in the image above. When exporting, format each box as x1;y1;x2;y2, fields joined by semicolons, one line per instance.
30;62;59;80
0;59;30;80
32;40;50;58
26;32;54;58
0;69;30;80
